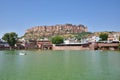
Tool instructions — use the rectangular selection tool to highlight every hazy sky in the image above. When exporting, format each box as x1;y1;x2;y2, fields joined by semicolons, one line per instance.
0;0;120;38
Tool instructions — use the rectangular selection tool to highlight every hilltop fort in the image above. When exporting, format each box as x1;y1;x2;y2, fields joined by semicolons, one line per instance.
24;24;88;39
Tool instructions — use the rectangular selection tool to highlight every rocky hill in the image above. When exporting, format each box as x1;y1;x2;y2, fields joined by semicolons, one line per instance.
24;24;88;39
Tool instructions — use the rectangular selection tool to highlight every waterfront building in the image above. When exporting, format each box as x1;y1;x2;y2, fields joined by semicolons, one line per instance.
37;40;52;50
107;34;119;42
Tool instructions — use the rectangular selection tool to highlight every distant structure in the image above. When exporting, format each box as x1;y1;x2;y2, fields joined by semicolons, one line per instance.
24;24;88;39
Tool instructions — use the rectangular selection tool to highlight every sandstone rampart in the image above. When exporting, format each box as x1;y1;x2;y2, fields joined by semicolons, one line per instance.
25;24;88;39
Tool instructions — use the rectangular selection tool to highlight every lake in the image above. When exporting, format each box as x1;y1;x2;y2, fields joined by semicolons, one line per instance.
0;50;120;80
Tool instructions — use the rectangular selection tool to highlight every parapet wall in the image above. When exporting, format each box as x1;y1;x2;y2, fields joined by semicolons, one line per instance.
53;46;90;50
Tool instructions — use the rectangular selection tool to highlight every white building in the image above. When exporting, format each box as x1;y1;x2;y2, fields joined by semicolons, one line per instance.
107;34;119;42
87;36;100;42
64;39;81;44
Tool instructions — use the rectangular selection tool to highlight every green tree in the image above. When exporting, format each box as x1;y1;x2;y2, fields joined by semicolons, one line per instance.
99;33;108;41
118;36;120;50
2;32;18;50
118;43;120;50
51;36;63;44
119;36;120;41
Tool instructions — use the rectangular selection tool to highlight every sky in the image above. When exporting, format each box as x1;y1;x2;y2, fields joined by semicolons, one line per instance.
0;0;120;38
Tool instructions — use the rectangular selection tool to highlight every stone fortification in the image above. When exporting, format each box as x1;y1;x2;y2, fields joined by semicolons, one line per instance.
25;24;88;39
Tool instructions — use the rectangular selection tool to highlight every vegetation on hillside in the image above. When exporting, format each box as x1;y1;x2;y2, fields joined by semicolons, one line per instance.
75;32;93;40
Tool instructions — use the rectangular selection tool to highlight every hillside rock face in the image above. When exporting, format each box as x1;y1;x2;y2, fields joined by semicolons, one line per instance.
24;24;88;39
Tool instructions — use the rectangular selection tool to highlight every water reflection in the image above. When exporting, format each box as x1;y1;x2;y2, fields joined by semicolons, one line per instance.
0;50;120;80
64;50;70;72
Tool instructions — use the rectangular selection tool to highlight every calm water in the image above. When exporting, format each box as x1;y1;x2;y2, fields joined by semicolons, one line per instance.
0;50;120;80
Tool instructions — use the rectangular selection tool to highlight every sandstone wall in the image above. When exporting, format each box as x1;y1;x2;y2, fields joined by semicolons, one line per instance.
53;46;90;50
25;24;88;39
